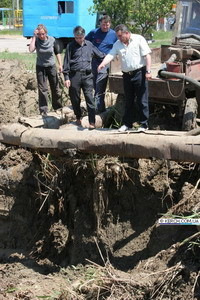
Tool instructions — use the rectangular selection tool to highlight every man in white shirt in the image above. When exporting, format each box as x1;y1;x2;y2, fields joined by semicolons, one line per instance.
98;24;152;132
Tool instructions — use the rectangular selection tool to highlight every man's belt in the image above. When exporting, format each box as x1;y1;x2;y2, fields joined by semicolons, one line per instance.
122;66;145;75
71;69;92;74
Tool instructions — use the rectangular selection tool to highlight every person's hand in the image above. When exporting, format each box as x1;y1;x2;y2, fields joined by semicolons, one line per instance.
145;72;152;80
65;80;71;88
33;29;38;37
97;64;104;72
58;65;63;73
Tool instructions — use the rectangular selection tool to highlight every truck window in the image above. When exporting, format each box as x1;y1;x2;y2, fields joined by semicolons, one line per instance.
189;3;200;28
58;1;74;14
180;1;200;34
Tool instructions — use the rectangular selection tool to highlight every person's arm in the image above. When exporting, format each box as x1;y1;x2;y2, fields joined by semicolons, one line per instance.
53;40;62;72
63;44;71;88
139;36;152;79
97;54;114;72
92;44;105;60
145;53;152;79
29;29;37;53
56;53;62;73
97;40;118;71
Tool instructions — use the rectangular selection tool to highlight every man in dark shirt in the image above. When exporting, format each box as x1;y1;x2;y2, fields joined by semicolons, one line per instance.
63;26;105;129
86;15;117;113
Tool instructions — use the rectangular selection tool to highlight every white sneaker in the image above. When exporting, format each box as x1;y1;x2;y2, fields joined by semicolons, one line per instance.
118;125;129;132
135;126;148;132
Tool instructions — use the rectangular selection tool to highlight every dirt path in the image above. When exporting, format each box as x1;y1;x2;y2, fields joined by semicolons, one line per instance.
0;35;29;53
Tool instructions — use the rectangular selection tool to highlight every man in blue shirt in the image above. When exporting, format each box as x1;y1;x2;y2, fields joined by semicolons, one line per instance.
86;15;117;113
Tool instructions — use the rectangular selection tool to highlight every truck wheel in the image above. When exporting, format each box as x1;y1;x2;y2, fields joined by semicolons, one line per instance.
182;98;198;131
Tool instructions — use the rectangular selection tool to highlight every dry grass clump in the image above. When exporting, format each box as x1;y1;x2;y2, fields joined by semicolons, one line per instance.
58;259;147;300
57;258;188;300
56;238;190;300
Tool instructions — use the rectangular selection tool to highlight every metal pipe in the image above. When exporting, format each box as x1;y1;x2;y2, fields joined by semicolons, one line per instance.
177;34;200;43
158;70;200;89
191;49;200;58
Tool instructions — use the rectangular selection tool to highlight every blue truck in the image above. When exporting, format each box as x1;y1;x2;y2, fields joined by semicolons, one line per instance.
23;0;97;49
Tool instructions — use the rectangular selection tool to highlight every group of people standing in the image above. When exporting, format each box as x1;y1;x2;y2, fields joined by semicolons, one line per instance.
29;15;152;132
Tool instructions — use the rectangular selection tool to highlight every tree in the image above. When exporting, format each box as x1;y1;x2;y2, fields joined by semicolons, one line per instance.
1;0;12;8
0;0;22;24
0;1;12;22
90;0;133;27
90;0;176;36
131;0;176;36
0;0;22;9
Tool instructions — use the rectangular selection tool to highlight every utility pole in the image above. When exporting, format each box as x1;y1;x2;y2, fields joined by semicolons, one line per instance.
12;0;15;27
12;0;20;10
11;0;19;27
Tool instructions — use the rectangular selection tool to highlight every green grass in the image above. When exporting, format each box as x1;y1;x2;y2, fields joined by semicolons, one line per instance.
0;29;23;35
149;30;173;48
153;30;173;40
0;51;66;71
0;52;36;70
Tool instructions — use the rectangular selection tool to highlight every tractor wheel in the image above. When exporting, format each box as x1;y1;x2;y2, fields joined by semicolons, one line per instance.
182;98;198;131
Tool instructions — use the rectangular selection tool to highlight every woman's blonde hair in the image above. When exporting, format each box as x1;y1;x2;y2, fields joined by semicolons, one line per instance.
36;24;48;33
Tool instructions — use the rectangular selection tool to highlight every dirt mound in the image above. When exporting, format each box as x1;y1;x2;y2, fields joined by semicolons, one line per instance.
0;59;38;125
0;60;200;299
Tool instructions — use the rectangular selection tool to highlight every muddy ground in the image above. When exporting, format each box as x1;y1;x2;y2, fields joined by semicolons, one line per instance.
0;59;200;299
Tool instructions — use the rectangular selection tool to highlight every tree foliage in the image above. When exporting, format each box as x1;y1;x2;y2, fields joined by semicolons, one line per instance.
1;0;12;8
90;0;176;36
131;0;176;35
1;0;22;9
90;0;133;26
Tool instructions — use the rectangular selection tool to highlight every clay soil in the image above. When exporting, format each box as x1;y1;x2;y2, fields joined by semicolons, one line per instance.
1;59;200;300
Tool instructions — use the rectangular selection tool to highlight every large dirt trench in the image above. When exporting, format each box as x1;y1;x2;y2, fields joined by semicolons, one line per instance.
1;59;200;300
